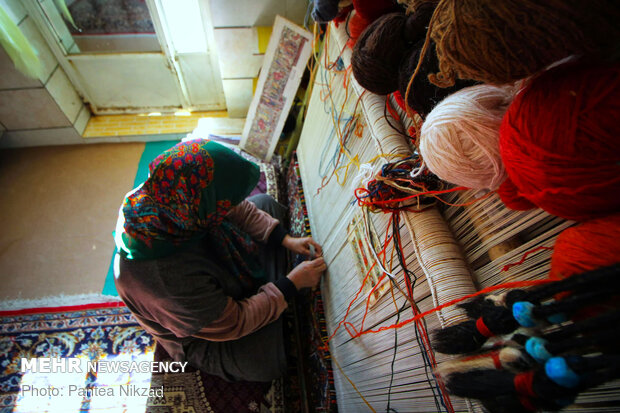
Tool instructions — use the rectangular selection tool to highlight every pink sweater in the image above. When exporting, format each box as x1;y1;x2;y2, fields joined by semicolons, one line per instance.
194;200;289;341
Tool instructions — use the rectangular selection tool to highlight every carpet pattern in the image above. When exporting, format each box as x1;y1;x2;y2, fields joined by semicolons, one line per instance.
0;304;155;411
148;345;281;413
286;153;338;412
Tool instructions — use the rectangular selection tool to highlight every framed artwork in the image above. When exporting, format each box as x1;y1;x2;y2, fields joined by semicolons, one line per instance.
239;15;313;161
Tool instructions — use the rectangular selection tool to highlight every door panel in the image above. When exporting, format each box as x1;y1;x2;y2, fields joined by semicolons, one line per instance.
69;54;183;110
178;53;225;108
27;0;225;114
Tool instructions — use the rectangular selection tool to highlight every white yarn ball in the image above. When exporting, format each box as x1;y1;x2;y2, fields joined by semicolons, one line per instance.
419;84;515;190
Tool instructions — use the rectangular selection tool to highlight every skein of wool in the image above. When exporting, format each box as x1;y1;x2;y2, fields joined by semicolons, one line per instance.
445;355;620;402
435;347;534;377
347;0;401;44
311;0;341;23
427;0;620;86
419;84;515;190
398;39;478;118
497;62;620;221
433;265;620;354
550;213;620;280
352;4;435;95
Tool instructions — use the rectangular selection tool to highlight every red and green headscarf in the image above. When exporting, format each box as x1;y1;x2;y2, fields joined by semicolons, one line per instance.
116;139;263;282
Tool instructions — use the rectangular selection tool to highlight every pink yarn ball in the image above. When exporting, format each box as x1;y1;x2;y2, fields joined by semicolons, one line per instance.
419;85;515;190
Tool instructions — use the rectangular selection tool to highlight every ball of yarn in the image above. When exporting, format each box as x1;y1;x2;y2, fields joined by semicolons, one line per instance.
347;0;401;46
398;38;477;118
550;214;620;281
419;84;515;190
352;5;434;95
311;0;340;23
428;0;620;86
352;0;401;23
352;13;410;95
498;62;620;221
346;11;371;45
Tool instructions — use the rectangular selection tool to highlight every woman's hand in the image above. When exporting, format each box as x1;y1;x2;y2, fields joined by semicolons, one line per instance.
287;257;326;290
282;235;323;258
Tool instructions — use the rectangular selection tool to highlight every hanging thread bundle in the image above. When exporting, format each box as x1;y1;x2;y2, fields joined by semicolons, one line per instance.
432;265;620;411
419;84;515;190
431;264;620;354
497;62;620;221
427;0;620;86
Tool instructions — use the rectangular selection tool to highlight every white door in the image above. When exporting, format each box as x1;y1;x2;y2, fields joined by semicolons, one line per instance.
25;0;226;114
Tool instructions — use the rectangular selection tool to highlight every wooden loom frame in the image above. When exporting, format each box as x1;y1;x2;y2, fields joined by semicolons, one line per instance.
295;21;620;413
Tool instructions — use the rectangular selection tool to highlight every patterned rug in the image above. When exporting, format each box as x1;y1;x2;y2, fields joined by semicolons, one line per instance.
0;304;155;412
0;304;284;413
147;345;282;413
286;153;338;412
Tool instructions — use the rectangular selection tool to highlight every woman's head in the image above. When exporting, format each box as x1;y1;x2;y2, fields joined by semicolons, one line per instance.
119;139;259;255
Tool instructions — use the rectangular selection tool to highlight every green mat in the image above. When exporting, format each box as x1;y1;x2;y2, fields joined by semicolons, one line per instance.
102;140;179;296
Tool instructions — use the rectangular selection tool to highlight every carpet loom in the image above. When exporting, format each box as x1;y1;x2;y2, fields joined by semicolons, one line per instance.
295;22;620;412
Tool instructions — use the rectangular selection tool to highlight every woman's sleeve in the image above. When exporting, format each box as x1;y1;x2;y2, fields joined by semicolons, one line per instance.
193;278;297;341
225;199;282;243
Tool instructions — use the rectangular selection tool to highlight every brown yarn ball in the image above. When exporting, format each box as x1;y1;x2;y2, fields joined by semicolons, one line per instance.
352;3;435;95
428;0;620;86
398;38;477;118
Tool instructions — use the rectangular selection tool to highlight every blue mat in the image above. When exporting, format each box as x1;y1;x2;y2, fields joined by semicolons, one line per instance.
102;140;179;296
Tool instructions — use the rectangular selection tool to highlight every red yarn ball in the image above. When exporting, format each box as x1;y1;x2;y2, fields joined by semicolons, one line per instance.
550;213;620;281
347;11;372;45
347;0;401;46
352;0;400;22
498;62;620;221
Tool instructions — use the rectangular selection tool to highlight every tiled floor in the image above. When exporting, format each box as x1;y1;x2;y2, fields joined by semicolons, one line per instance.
0;142;144;301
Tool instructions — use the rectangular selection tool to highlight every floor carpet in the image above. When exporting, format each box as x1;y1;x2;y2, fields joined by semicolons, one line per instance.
0;303;155;412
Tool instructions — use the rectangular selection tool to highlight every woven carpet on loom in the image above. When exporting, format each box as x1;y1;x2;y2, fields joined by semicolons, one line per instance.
286;152;338;412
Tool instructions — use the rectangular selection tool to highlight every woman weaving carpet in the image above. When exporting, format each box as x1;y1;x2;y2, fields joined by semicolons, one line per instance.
113;139;325;382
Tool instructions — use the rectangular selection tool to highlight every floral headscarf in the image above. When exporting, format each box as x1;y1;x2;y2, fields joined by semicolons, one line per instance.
116;139;263;283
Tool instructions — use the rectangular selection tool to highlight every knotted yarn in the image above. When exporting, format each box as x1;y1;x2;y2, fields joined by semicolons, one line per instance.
427;0;620;86
419;84;515;190
498;62;620;221
550;214;620;281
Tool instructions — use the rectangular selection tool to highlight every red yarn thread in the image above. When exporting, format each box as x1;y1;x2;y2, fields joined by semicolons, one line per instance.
517;395;538;412
491;352;503;370
498;62;620;221
502;246;554;272
550;213;620;280
476;317;495;338
514;371;537;398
